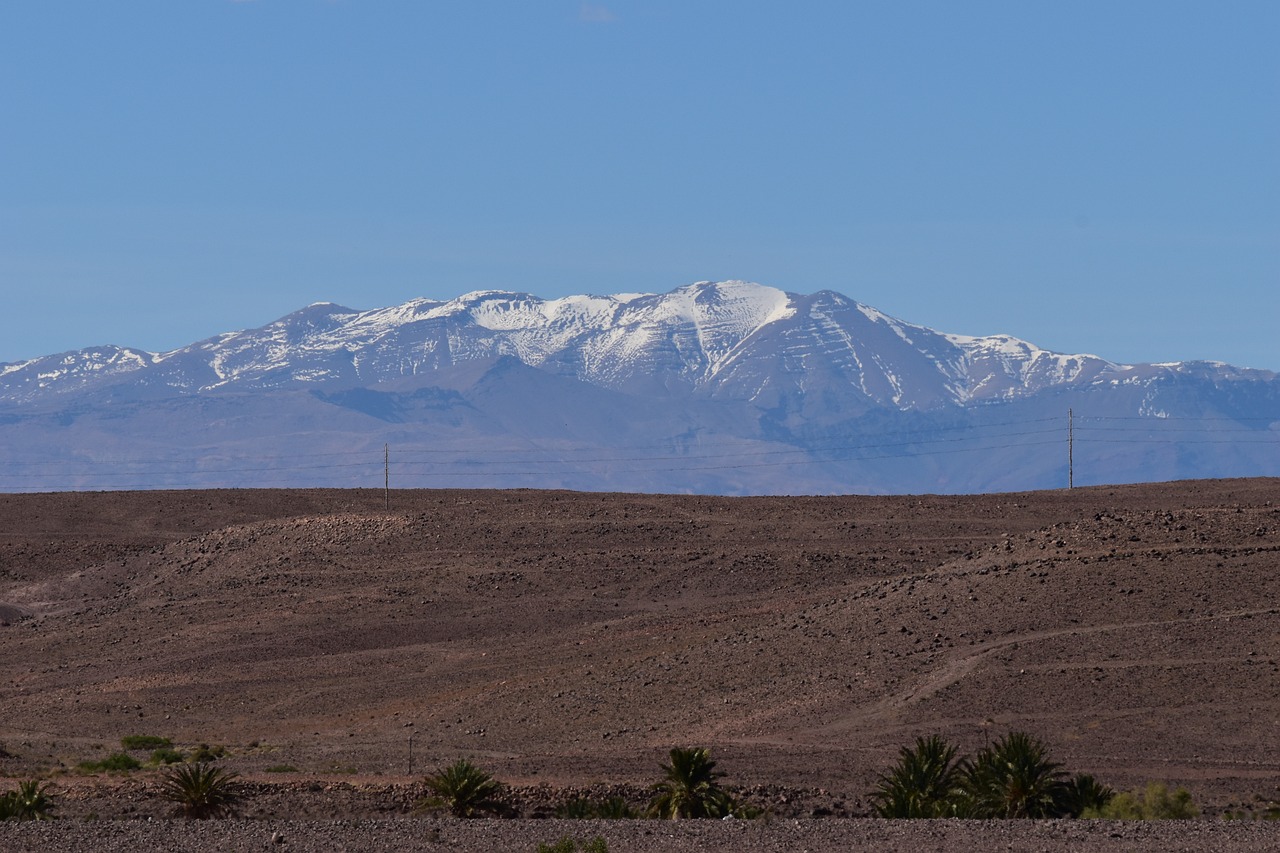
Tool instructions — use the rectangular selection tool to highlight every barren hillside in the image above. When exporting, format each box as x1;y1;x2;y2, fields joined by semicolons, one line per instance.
2;481;1278;828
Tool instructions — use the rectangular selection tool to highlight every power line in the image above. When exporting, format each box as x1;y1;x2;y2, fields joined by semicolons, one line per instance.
391;426;1066;467
391;438;1068;478
0;411;1275;491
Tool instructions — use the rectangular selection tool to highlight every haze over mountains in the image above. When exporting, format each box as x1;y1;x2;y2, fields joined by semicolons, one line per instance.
2;280;1277;494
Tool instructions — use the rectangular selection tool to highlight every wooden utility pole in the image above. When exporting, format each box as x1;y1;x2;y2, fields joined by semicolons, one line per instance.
384;444;390;511
1068;408;1074;490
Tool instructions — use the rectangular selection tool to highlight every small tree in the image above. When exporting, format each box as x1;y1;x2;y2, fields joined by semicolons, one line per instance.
419;758;503;818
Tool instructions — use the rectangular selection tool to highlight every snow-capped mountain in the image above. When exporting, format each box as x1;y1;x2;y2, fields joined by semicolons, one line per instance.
1;281;1277;494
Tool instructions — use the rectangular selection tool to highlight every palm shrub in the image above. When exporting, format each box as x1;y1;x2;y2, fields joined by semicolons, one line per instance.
158;762;241;819
870;730;1123;820
555;798;596;819
648;747;725;819
871;734;964;818
556;795;640;820
960;731;1068;818
419;758;503;818
2;781;57;821
648;747;740;819
1058;773;1115;818
594;796;639;819
3;780;57;821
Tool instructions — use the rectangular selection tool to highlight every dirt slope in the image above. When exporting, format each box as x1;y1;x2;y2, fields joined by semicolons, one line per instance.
1;480;1278;820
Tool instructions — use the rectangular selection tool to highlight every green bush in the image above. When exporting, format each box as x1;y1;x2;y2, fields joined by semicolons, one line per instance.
1088;782;1198;819
77;752;142;774
121;735;171;751
189;744;227;763
264;764;299;773
150;748;185;766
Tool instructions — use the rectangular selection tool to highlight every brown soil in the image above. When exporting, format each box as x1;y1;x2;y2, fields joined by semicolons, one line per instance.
1;480;1278;842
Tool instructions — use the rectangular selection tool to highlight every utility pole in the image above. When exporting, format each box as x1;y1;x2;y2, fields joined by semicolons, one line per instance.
1068;408;1074;490
384;444;390;511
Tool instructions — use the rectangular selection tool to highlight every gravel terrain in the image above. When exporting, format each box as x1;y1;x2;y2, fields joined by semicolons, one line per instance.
4;818;1280;853
2;480;1279;849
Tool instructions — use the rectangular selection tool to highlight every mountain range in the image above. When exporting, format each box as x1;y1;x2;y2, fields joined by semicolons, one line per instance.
2;280;1277;494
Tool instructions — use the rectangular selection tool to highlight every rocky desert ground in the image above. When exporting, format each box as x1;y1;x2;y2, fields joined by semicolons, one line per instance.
2;479;1278;850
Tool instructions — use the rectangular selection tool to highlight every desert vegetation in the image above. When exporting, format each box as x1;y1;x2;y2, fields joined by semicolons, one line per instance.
71;736;232;775
75;752;142;774
555;796;639;820
871;732;1116;819
1095;782;1199;820
118;735;171;751
0;780;56;822
646;747;759;819
2;483;1279;849
418;759;506;818
7;735;1231;826
156;762;241;819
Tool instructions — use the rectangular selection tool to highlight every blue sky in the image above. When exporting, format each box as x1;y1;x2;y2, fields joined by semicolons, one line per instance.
2;1;1276;369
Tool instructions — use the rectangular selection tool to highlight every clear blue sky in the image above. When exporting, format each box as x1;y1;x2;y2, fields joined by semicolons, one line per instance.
2;1;1276;369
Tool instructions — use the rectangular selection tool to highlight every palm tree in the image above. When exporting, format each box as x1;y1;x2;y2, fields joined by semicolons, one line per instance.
158;763;241;819
870;734;964;818
647;747;730;819
961;731;1067;818
419;758;503;818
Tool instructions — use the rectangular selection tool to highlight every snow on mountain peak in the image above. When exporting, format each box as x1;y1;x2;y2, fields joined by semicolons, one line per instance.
2;280;1251;415
3;280;1277;496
